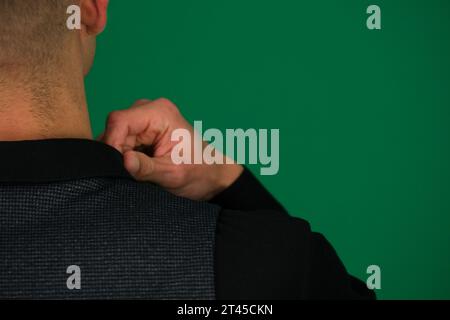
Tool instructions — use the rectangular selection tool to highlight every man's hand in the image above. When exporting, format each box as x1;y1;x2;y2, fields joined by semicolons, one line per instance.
100;98;243;201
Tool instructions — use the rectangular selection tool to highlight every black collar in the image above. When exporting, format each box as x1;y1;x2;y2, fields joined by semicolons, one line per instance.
0;139;132;183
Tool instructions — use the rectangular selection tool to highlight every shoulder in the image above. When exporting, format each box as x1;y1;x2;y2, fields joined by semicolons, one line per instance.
86;178;221;248
215;209;375;300
100;178;221;218
215;209;313;299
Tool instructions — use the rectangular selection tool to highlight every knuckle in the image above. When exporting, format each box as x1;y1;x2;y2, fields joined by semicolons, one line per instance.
171;166;187;185
106;110;125;125
156;98;180;114
156;97;173;106
133;99;152;108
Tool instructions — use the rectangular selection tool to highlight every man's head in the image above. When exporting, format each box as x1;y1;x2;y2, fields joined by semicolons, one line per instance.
0;0;109;140
0;0;109;77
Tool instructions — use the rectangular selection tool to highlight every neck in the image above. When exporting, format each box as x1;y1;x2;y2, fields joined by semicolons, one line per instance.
0;64;93;142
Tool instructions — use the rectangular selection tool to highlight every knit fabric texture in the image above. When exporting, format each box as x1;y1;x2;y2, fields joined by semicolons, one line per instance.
0;178;219;299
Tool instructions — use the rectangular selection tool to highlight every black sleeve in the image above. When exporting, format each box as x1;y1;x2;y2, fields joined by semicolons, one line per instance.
210;168;287;213
307;233;376;300
212;168;375;300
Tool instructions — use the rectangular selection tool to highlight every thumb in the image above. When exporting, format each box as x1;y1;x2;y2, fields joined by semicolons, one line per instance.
124;150;160;182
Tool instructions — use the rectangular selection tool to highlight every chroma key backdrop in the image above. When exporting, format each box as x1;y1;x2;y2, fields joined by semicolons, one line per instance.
85;0;450;299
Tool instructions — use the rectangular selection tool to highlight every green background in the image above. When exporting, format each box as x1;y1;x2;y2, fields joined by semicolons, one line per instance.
85;0;450;299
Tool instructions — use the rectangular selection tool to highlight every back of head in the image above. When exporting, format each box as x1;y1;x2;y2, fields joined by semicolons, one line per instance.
0;0;74;70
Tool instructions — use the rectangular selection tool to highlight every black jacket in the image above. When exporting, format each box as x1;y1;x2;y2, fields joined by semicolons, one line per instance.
0;139;374;299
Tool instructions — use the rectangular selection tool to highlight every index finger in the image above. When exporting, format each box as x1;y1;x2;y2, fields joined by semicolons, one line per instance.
103;106;159;153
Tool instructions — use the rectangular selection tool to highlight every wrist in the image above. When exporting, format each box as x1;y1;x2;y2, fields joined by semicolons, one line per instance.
211;163;244;196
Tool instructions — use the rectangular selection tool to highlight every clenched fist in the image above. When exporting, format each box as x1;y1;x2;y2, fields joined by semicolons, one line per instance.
100;98;243;201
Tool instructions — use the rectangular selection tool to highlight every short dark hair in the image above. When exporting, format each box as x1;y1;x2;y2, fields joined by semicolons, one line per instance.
0;0;75;64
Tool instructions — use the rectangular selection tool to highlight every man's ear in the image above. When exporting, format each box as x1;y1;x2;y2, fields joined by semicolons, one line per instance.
80;0;109;35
